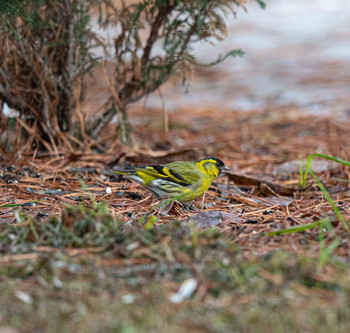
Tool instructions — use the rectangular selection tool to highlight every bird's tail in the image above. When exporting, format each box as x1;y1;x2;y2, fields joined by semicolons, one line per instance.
111;166;137;176
102;166;137;177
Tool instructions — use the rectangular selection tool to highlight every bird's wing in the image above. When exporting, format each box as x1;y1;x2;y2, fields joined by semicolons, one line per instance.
135;164;200;186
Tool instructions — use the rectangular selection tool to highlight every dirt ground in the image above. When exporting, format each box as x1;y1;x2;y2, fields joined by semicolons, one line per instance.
1;104;350;256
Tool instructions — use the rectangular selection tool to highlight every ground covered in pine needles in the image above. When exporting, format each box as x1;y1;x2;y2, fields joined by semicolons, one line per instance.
1;107;350;332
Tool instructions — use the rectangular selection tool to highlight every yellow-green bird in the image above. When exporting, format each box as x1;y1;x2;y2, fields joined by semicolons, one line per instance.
112;157;231;203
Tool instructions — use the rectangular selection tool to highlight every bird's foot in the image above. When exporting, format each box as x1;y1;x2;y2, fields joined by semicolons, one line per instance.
182;202;198;211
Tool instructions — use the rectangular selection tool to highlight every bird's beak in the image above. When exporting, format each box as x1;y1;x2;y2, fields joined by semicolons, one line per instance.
220;165;232;175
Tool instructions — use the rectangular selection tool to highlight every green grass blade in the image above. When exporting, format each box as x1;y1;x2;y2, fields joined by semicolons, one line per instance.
302;154;350;187
268;217;331;236
319;237;341;268
309;169;348;231
144;215;158;230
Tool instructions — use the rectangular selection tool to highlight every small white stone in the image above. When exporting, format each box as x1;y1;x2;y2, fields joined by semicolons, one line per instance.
170;278;197;304
3;102;20;117
121;294;135;304
126;242;139;251
53;276;63;289
15;291;33;304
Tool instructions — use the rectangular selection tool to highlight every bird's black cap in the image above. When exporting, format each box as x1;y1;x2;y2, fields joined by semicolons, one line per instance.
198;157;231;173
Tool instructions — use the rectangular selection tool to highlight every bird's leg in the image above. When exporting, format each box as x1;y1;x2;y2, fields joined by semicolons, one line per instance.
201;191;206;210
158;200;174;216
